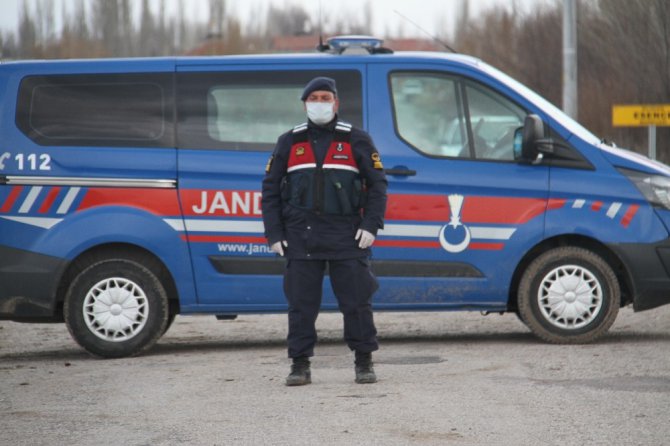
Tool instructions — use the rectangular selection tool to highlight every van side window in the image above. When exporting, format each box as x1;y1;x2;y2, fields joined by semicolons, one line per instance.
390;72;526;161
464;83;525;161
177;70;363;151
16;73;173;148
390;73;467;158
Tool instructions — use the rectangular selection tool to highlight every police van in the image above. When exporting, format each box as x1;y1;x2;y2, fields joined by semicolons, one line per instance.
2;36;670;357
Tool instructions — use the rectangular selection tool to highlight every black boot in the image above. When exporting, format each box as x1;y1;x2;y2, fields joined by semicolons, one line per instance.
354;351;377;384
286;356;311;386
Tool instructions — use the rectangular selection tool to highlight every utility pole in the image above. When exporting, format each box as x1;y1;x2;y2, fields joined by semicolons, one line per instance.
562;0;578;119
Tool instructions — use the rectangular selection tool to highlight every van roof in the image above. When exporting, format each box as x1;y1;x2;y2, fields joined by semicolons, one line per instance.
177;51;482;65
1;51;483;72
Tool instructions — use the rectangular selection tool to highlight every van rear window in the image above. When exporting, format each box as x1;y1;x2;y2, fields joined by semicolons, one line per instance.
16;73;173;147
177;70;362;151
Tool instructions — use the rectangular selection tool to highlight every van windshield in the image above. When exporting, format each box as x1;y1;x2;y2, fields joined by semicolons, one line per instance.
478;62;600;145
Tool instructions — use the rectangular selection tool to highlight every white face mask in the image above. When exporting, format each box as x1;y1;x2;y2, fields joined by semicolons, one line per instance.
306;101;335;125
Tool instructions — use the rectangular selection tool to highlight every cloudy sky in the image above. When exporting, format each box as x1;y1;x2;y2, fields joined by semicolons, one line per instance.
0;0;551;38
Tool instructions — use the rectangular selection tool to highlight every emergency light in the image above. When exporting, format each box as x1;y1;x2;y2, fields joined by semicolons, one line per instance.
319;35;393;54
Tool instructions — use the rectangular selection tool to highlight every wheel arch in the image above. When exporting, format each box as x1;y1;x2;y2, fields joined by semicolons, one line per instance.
55;243;180;319
508;234;633;311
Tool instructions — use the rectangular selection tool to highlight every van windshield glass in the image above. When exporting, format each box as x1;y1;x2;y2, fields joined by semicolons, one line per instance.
478;62;600;144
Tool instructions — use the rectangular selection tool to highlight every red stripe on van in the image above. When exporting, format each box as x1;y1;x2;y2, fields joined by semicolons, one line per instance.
547;199;566;210
1;186;24;213
464;197;548;224
620;204;639;228
374;240;441;248
469;242;505;250
386;194;548;224
182;236;507;251
374;240;504;250
38;187;61;214
77;188;181;215
185;235;267;243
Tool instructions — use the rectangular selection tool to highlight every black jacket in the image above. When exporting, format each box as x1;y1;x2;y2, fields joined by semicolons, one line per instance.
262;118;387;260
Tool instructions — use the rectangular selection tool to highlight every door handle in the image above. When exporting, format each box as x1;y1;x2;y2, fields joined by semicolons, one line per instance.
384;167;416;176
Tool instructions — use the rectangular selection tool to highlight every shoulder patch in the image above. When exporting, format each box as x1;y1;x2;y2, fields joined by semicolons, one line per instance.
371;152;384;170
335;121;352;133
292;123;308;133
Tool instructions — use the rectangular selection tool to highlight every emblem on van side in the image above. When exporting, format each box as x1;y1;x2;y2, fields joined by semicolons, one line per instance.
439;194;471;253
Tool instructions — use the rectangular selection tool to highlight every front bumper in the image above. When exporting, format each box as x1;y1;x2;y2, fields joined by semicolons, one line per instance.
609;239;670;311
0;246;68;321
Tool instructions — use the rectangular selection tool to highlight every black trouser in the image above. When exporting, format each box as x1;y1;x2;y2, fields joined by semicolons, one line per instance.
283;257;379;358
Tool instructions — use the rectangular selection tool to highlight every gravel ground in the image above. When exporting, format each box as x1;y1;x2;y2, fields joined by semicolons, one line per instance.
1;305;669;446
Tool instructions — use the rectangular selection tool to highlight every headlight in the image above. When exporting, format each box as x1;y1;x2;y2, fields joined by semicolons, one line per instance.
621;168;670;209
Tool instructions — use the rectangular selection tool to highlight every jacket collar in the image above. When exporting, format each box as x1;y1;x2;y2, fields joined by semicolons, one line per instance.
307;115;339;132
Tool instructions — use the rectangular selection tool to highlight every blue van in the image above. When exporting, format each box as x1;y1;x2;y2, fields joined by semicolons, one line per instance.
2;37;669;357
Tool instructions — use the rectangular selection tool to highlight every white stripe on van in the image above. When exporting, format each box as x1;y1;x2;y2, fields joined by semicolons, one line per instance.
163;219;185;231
572;199;585;209
18;186;43;213
377;224;440;238
176;220;516;241
56;187;81;214
606;202;622;218
0;216;62;229
470;227;516;240
378;224;515;240
183;219;265;233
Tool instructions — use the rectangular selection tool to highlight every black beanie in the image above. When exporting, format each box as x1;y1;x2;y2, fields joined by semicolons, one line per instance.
301;77;338;101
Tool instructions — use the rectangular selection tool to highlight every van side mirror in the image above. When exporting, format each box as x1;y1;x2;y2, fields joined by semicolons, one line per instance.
513;114;555;164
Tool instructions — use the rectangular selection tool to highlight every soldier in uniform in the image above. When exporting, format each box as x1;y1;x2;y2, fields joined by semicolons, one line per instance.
261;77;387;386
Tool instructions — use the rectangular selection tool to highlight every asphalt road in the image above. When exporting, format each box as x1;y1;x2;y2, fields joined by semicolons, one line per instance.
1;306;669;446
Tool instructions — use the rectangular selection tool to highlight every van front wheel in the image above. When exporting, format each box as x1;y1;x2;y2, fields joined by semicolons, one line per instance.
64;258;168;358
517;247;620;344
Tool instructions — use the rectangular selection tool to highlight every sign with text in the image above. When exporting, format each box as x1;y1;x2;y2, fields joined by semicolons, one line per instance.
612;104;670;127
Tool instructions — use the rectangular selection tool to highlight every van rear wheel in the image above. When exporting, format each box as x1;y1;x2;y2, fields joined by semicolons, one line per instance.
517;247;619;344
64;258;168;358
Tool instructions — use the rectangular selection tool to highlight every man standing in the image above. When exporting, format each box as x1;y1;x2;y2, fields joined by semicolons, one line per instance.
262;77;387;386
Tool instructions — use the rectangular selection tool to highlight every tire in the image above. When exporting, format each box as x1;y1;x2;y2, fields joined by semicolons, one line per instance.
64;257;168;358
517;246;620;344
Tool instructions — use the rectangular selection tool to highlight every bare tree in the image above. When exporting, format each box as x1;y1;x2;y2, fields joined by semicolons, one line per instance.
72;0;89;41
18;2;37;58
0;33;19;59
118;0;133;56
91;0;120;56
139;0;158;56
266;4;312;37
176;0;187;53
208;0;225;38
33;0;55;46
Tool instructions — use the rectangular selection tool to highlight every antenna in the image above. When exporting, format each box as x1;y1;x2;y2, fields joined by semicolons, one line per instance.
316;1;330;52
393;9;457;53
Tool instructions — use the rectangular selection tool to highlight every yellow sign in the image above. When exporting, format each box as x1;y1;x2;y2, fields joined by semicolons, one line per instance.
612;104;670;127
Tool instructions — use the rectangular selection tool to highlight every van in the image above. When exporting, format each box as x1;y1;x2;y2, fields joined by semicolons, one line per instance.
2;36;669;357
